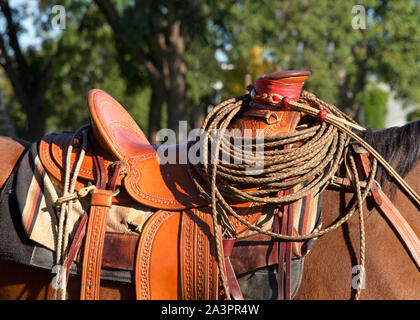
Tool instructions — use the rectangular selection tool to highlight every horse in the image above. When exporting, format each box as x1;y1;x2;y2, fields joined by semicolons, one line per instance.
0;71;418;300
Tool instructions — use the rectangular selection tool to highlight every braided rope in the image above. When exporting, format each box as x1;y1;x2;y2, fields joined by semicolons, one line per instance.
54;125;90;300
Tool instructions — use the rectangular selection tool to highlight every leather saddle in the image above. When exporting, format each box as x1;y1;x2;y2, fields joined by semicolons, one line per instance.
41;90;207;210
38;70;311;300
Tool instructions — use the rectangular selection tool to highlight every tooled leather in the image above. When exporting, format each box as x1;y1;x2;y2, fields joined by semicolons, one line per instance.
39;133;118;190
40;131;208;210
88;90;206;210
228;202;265;234
39;75;310;300
134;208;218;300
88;89;149;161
80;189;113;300
90;191;113;207
124;153;208;210
135;211;175;300
180;208;218;300
224;109;302;234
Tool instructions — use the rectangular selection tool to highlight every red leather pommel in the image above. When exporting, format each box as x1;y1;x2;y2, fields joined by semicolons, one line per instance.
252;70;310;106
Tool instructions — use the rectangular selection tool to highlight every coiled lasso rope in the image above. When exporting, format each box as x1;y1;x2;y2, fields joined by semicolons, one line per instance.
187;90;419;300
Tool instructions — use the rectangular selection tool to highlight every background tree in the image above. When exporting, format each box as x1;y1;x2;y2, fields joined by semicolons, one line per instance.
0;0;150;140
212;0;420;125
93;0;226;142
259;0;420;123
0;0;61;140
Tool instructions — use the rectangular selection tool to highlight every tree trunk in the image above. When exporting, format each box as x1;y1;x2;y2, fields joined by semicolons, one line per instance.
165;19;187;142
148;82;164;145
93;1;189;142
20;99;46;142
166;72;187;142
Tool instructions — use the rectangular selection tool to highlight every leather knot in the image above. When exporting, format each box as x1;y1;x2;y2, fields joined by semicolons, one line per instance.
317;109;328;122
281;97;290;108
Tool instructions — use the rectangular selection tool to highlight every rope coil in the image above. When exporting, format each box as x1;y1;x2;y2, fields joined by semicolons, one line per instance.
188;90;419;300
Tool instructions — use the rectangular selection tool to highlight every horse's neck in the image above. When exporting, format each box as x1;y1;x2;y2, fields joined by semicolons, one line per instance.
296;159;420;299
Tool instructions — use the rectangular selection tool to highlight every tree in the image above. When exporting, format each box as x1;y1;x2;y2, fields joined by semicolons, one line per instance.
268;0;420;123
0;1;151;140
0;0;53;140
93;0;208;142
358;86;388;129
42;2;150;134
0;0;98;140
215;0;420;125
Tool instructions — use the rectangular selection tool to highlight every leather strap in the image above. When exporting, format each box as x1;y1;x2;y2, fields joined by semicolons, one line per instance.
357;153;420;270
285;200;294;299
64;212;88;285
277;204;294;300
179;209;219;300
79;133;126;300
275;188;294;300
222;238;244;300
371;183;420;270
80;189;113;300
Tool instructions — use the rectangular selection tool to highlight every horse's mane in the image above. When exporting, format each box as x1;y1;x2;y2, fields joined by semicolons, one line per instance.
361;120;420;187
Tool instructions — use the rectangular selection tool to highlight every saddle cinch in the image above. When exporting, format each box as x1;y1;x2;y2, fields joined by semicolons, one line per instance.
39;70;312;300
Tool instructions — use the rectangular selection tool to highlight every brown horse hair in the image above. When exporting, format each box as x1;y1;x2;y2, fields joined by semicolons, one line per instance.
361;120;420;189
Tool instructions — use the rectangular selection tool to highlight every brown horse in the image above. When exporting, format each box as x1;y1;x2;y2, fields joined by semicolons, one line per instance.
0;121;418;300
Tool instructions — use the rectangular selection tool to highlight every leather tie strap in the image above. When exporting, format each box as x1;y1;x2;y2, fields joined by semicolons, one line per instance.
277;203;294;300
222;238;244;300
80;131;126;300
371;183;420;270
63;212;88;286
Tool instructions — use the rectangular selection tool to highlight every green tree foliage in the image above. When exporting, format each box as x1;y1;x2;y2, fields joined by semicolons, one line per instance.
216;0;420;124
42;1;150;134
358;87;388;129
0;0;150;140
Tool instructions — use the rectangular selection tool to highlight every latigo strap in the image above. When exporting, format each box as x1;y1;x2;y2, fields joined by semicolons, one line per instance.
80;189;112;299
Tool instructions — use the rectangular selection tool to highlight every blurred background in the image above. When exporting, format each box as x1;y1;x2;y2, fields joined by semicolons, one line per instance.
0;0;419;144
